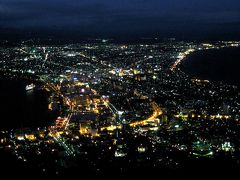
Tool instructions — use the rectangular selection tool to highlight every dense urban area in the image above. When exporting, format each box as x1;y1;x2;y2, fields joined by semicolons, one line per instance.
0;39;240;177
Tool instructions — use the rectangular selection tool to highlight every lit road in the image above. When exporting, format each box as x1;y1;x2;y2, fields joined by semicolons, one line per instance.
53;136;75;156
129;101;162;127
101;98;162;130
104;101;121;119
170;49;195;71
44;81;75;156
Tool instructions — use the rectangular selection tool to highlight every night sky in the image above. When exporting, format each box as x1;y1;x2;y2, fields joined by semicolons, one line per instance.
0;0;240;40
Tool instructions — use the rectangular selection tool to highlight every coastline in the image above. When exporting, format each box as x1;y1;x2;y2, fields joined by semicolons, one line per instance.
174;47;240;87
0;77;57;129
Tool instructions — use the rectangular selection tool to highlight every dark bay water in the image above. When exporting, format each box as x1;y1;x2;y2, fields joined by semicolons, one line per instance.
182;47;240;86
0;78;55;129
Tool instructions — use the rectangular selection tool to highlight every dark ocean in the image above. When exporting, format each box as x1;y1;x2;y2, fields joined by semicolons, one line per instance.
0;79;55;129
182;47;240;87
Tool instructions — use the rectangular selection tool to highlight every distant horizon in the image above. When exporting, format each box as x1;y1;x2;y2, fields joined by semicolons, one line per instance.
1;32;240;45
1;0;240;41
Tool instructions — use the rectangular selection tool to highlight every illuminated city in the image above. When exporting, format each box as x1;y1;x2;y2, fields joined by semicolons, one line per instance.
0;0;240;178
0;40;240;177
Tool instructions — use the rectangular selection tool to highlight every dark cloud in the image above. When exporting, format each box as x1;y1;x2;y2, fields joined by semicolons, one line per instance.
0;0;240;38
